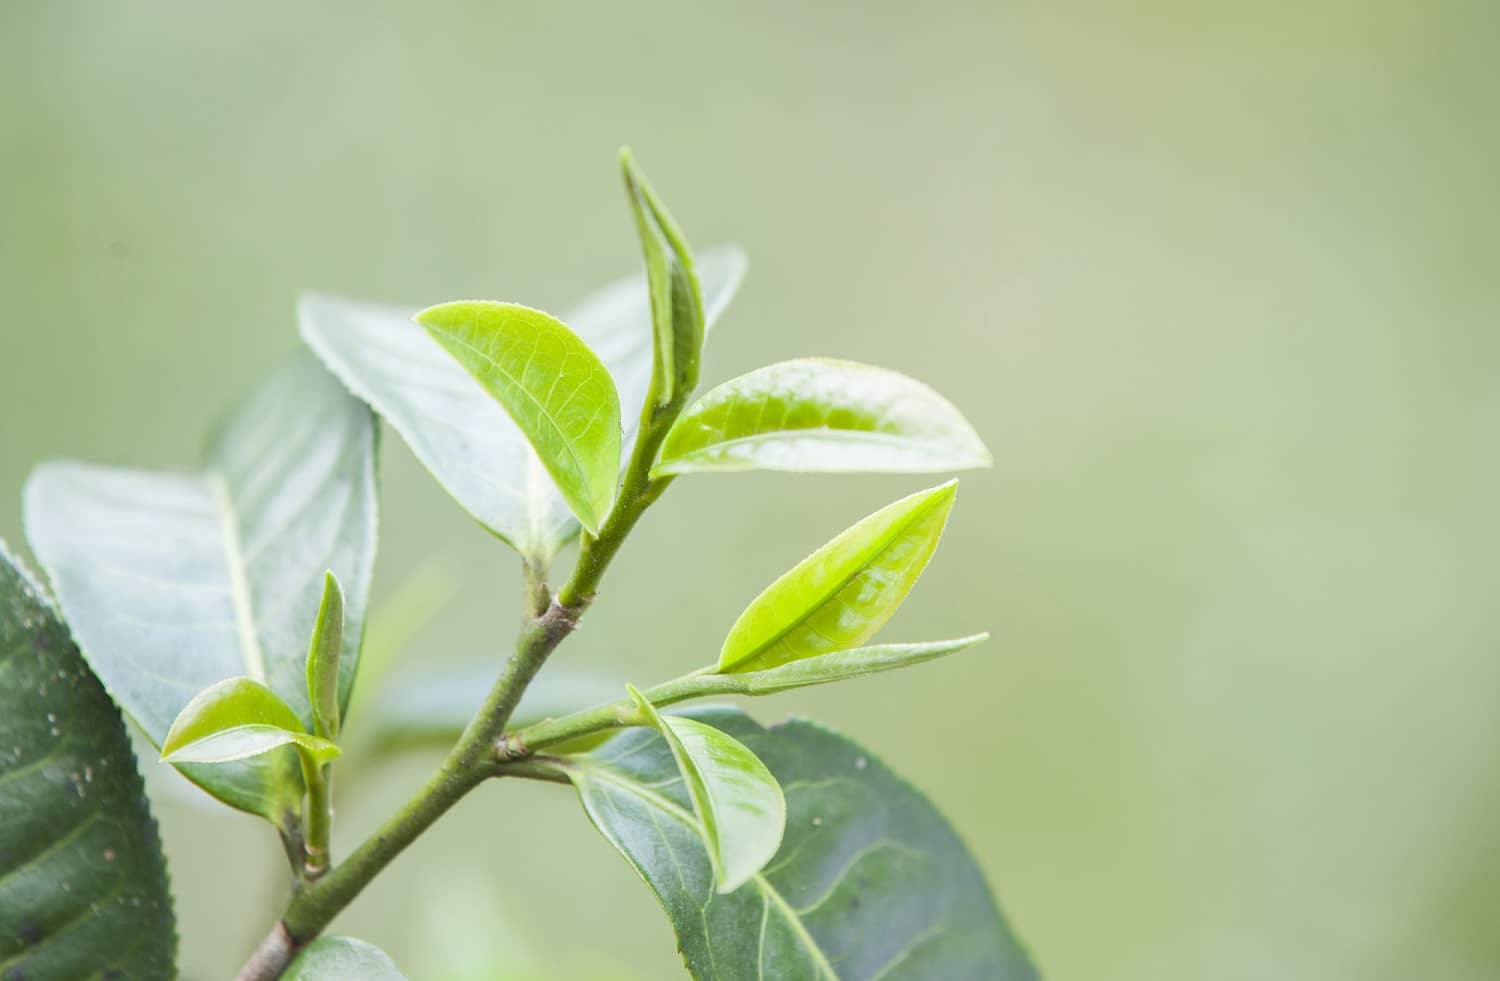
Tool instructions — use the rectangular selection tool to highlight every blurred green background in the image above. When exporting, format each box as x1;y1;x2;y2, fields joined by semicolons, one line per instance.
3;2;1498;978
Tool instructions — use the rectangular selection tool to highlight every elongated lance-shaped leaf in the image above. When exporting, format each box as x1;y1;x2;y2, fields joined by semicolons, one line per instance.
416;302;622;536
559;706;1038;980
626;686;785;893
162;677;340;768
285;936;407;980
719;481;958;673
621;147;705;409
0;543;177;978
23;353;377;823
305;571;344;741
298;245;746;562
711;634;989;694
654;358;991;477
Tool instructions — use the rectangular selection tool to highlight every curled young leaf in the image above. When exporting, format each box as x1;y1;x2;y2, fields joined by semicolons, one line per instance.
653;358;991;477
626;686;786;894
719;481;958;673
416;302;622;536
306;571;345;741
162;677;340;769
621;147;705;409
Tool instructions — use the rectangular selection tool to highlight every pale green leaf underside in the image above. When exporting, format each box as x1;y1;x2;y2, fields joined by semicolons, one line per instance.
0;543;177;978
161;725;340;767
417;301;622;535
717;635;990;694
161;677;338;767
719;482;958;673
285;936;407;980
563;707;1037;980
298;244;746;560
23;354;377;821
628;686;785;894
655;358;991;477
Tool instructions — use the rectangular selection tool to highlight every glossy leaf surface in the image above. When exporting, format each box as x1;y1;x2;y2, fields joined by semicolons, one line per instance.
416;302;622;534
654;358;991;477
719;482;958;673
622;148;705;408
298;245;745;560
627;686;785;893
561;707;1036;980
0;543;176;978
305;571;345;741
161;677;340;767
23;354;376;820
285;936;407;980
712;635;989;695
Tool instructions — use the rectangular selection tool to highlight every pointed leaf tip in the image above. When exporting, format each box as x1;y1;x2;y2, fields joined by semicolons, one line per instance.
719;480;960;673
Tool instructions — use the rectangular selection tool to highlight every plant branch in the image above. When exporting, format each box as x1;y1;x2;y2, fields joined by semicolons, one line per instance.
237;385;688;981
506;668;740;753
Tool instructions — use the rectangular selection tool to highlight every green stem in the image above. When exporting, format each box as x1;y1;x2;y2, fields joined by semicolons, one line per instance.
300;760;333;882
237;383;689;981
511;668;736;753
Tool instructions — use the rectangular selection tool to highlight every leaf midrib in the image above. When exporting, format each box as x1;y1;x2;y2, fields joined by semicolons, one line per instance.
427;322;595;512
726;499;940;672
204;474;267;683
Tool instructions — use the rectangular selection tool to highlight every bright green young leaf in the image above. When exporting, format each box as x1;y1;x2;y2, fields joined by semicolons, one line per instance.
298;244;746;562
161;677;340;768
712;634;989;694
415;301;622;536
626;686;785;894
621;147;705;409
285;936;407;980
305;571;345;741
367;663;625;755
653;358;991;477
0;544;177;978
23;354;377;824
719;481;958;673
560;707;1037;980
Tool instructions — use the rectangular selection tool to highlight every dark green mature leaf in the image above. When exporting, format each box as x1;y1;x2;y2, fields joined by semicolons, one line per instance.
626;687;784;894
305;571;345;741
559;707;1036;980
23;354;378;823
298;245;746;562
0;543;176;979
719;482;958;673
161;678;339;768
653;359;991;477
416;302;623;535
621;148;705;409
285;936;407;980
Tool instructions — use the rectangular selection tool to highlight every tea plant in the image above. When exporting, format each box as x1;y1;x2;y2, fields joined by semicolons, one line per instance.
2;150;1039;979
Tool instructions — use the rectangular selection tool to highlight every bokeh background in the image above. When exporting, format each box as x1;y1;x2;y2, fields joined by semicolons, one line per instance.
3;2;1498;978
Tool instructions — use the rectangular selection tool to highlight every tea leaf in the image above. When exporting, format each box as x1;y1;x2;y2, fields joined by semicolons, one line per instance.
719;482;957;673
